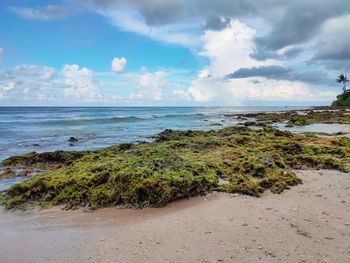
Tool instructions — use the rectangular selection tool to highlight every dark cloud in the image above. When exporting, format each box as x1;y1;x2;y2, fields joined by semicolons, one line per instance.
226;66;291;79
253;1;350;58
282;47;303;59
226;65;335;86
256;7;326;50
317;48;350;61
203;17;230;31
8;0;350;66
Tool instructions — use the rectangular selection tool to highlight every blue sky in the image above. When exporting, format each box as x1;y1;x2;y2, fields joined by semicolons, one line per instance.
0;0;349;106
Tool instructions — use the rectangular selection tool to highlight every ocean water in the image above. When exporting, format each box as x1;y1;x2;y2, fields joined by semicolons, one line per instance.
0;106;307;162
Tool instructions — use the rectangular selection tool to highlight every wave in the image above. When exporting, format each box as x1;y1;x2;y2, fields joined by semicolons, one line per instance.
35;113;208;126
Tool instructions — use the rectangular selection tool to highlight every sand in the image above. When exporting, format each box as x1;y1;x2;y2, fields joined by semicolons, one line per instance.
0;169;349;263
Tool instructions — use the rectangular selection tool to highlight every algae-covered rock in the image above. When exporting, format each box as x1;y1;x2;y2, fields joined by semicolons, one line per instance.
2;150;89;168
1;126;350;210
235;108;350;126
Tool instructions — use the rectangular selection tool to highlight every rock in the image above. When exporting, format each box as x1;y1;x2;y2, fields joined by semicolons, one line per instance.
244;121;257;126
19;169;32;177
258;245;263;250
242;223;248;227
68;137;79;142
0;167;16;178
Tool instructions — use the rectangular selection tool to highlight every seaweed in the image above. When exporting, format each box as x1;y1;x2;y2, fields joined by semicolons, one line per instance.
1;126;349;209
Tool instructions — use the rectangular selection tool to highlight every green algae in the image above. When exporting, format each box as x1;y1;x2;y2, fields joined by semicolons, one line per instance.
236;108;350;126
1;126;350;210
2;150;89;168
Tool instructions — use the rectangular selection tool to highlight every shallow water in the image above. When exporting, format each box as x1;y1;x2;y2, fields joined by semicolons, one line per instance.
0;106;308;162
0;177;29;191
274;122;350;134
0;106;323;191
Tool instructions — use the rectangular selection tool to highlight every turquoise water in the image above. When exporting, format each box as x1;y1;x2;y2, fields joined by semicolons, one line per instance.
0;106;307;162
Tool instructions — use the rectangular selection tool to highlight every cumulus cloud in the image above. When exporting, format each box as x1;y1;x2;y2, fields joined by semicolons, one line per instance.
189;75;336;103
111;57;127;73
134;70;167;101
187;19;336;104
6;0;350;104
0;64;109;104
172;87;192;101
62;64;104;101
0;62;193;105
125;68;192;103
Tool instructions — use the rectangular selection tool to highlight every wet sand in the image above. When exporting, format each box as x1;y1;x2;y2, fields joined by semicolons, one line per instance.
1;170;350;263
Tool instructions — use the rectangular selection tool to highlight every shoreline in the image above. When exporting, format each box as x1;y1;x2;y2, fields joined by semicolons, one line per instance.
0;107;349;262
1;169;349;262
1;107;350;209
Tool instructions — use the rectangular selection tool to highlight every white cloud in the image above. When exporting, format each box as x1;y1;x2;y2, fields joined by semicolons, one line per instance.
62;64;103;101
187;19;335;104
200;20;277;77
134;70;167;101
172;87;192;101
112;57;127;73
189;76;336;103
98;7;201;47
42;67;56;80
0;64;113;104
9;5;71;21
2;82;16;91
0;62;195;105
128;92;144;101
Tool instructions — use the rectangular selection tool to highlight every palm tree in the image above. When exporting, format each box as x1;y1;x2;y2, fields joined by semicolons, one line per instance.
336;74;349;93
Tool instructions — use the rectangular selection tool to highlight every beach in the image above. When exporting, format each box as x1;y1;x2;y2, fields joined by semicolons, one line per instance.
2;1;350;262
1;169;349;263
1;107;350;263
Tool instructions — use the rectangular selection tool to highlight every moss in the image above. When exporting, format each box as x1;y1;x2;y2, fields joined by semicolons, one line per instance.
288;115;311;126
259;171;302;194
223;174;263;196
234;108;350;126
2;126;350;210
3;195;24;209
2;150;88;169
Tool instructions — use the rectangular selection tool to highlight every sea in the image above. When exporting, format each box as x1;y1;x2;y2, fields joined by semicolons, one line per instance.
0;106;311;162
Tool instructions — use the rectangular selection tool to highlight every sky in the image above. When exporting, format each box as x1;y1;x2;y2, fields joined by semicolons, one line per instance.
0;0;349;106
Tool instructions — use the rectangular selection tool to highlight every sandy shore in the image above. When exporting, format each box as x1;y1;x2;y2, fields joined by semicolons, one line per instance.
0;169;349;263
